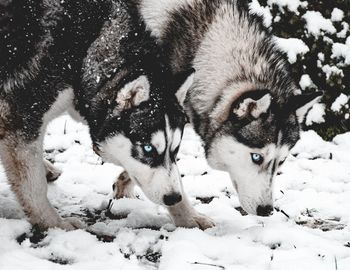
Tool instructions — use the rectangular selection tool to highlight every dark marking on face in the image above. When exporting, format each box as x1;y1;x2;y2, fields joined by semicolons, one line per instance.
270;159;277;182
94;68;188;169
278;158;286;167
170;145;180;163
205;91;302;156
123;98;187;168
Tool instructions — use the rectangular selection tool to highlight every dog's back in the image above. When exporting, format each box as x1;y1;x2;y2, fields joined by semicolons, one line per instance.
0;0;43;89
0;0;110;93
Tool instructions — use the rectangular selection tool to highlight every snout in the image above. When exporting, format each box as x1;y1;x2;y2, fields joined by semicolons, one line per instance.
256;205;273;217
163;192;182;206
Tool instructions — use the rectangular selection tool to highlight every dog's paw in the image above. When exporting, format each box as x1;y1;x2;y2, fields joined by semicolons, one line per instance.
57;218;86;231
172;211;215;230
65;217;87;230
46;169;62;182
192;212;216;230
44;159;62;182
113;171;136;199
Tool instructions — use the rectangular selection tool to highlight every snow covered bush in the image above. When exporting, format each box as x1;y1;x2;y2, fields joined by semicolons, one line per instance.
251;0;350;140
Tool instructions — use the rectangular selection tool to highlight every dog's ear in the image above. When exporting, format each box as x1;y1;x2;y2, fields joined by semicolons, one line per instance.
287;92;323;123
174;68;195;106
233;93;272;119
116;75;150;111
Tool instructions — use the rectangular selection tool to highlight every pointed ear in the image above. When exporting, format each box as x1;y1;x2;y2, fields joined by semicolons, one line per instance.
116;75;150;111
233;93;272;119
287;92;323;123
174;68;195;106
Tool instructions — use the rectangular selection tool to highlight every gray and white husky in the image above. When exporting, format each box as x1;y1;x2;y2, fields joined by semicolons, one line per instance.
115;0;321;217
0;0;213;230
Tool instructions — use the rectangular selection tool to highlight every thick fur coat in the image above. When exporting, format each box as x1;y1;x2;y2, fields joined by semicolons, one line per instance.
0;0;213;230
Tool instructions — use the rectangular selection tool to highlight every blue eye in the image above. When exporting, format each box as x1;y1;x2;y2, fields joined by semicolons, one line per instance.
143;145;154;153
251;153;264;165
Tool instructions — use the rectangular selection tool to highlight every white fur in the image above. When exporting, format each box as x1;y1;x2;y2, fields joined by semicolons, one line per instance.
5;139;68;227
140;0;195;38
100;132;182;205
208;135;288;215
167;189;215;229
191;5;268;119
171;129;182;152
164;115;172;153
151;131;166;154
42;88;75;127
175;73;195;106
139;0;278;125
140;0;268;119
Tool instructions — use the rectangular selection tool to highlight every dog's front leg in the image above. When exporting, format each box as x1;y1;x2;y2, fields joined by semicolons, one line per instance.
113;171;215;229
0;137;80;230
167;192;215;230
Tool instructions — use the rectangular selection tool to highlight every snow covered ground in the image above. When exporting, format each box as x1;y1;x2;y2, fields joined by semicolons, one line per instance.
1;115;350;269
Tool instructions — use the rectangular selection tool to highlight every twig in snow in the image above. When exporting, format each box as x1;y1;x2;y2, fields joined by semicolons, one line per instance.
63;120;67;135
274;207;290;219
107;199;114;211
190;262;225;269
334;256;338;270
280;209;290;219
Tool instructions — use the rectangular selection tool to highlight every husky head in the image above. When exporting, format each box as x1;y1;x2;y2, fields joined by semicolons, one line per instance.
207;90;322;216
92;69;194;206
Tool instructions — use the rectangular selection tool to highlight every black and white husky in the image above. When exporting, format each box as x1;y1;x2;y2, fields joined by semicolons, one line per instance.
115;0;322;217
0;0;206;230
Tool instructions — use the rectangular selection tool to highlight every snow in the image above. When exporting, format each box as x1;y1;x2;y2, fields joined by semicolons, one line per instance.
337;22;349;39
318;52;325;62
331;8;344;22
332;42;350;66
303;11;337;37
299;74;313;90
267;0;307;14
322;64;344;80
249;0;273;27
275;37;309;64
331;94;349;113
2;115;350;269
1;1;350;268
305;103;326;126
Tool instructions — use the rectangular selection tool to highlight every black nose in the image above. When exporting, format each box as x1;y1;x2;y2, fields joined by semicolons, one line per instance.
163;193;182;206
256;205;273;217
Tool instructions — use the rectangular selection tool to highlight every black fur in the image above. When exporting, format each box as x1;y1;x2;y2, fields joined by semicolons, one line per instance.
0;0;193;229
0;0;187;147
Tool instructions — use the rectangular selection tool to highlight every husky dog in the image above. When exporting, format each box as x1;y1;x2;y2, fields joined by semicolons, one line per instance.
114;0;321;217
0;0;210;230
